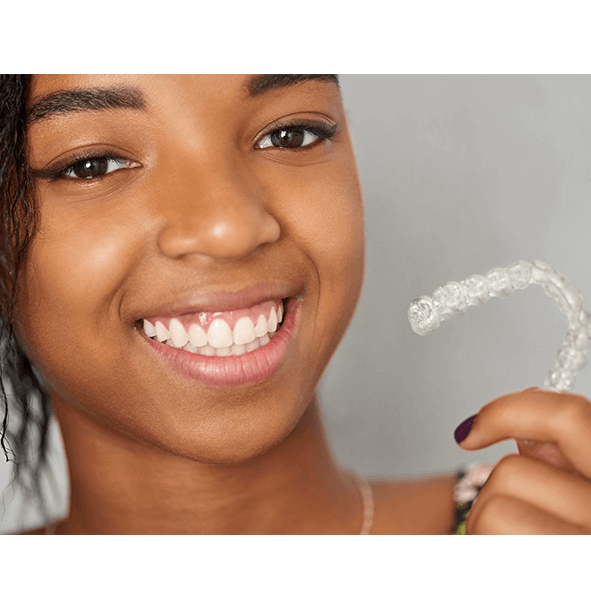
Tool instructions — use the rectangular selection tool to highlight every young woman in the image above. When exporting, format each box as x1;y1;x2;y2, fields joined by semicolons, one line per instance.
2;74;591;534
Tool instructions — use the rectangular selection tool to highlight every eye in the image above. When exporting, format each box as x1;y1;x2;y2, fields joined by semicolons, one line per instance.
33;154;141;182
255;122;337;150
60;156;136;180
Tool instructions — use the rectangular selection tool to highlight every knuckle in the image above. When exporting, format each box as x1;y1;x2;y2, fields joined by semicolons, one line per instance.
556;394;591;431
466;494;513;535
486;453;524;490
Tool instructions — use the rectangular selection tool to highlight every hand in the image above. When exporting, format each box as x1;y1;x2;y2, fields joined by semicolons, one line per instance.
455;387;591;534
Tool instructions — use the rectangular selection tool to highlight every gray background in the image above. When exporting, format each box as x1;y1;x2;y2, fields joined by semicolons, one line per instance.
2;75;591;532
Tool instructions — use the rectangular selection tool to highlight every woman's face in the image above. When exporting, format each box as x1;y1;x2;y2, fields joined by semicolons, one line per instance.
16;75;365;463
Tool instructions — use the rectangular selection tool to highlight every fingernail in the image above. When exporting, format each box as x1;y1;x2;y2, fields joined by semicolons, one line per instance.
454;414;477;444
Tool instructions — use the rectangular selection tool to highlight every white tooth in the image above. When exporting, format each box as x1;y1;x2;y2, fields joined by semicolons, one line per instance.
259;334;270;346
165;339;175;346
231;343;247;356
246;338;260;352
267;307;278;332
207;318;233;348
183;343;198;353
233;316;256;345
143;319;156;337
169;318;188;348
254;314;268;338
215;347;232;357
277;302;284;323
199;345;216;356
188;324;208;348
155;321;171;342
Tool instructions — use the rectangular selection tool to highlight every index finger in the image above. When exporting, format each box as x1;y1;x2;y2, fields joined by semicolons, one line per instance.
456;387;591;479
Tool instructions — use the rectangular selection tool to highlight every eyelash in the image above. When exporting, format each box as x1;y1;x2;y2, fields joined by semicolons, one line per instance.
255;120;338;150
33;151;137;182
33;121;338;183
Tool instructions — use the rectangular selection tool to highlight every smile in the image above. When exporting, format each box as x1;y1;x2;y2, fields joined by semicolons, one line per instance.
141;299;284;356
138;297;299;387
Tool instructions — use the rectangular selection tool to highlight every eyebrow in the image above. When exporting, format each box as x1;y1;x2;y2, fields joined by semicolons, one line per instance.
246;74;339;97
26;75;339;124
27;86;146;124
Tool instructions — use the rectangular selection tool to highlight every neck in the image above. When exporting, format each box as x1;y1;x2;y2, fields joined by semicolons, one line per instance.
51;395;362;534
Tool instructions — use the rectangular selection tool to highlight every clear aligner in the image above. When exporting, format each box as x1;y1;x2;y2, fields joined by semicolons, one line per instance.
407;260;591;392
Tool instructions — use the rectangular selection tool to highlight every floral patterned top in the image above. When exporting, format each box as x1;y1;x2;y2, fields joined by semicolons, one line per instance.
452;462;494;534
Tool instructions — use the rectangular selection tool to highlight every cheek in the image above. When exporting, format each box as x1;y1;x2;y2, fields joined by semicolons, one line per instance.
281;162;365;351
315;172;365;286
281;163;365;276
24;220;133;319
15;207;139;378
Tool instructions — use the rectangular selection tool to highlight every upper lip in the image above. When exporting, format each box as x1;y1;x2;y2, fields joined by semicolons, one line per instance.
137;280;300;320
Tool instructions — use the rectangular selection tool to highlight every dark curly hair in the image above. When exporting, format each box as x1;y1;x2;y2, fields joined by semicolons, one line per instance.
0;74;54;524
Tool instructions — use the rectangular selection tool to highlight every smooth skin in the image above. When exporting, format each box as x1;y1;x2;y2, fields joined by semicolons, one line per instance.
13;75;589;534
19;73;452;535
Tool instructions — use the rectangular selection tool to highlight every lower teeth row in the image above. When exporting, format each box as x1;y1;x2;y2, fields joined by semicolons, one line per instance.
155;330;277;356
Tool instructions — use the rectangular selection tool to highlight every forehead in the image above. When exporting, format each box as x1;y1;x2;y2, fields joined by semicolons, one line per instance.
28;74;340;111
30;74;246;101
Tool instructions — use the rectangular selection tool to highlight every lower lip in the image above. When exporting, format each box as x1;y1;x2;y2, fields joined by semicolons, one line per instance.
140;299;300;387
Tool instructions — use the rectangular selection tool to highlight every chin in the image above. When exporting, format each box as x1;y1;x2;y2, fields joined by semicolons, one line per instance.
143;392;312;466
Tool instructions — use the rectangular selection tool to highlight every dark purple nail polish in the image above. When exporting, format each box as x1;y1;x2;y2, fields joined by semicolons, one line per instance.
454;414;477;444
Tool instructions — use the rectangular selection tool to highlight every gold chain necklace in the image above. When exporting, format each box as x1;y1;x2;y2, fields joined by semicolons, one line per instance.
353;472;374;535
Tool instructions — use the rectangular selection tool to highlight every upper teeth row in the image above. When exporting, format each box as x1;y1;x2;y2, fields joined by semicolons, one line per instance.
142;302;284;350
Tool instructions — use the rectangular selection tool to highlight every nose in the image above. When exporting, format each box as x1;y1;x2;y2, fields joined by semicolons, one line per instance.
156;154;281;262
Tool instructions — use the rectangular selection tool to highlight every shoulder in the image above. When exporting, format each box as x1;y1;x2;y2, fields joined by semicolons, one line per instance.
370;472;458;534
14;526;45;534
14;521;59;535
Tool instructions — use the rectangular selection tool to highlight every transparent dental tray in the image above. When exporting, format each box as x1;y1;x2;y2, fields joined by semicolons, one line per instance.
407;260;591;393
